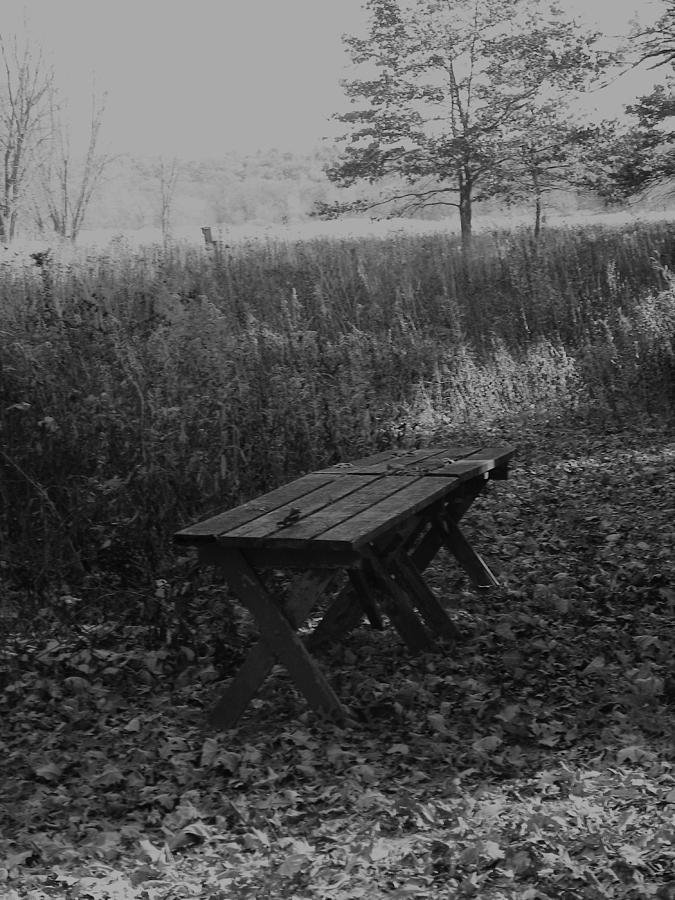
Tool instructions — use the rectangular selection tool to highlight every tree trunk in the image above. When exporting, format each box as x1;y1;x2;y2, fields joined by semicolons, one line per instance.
459;176;472;252
532;166;543;241
534;192;542;240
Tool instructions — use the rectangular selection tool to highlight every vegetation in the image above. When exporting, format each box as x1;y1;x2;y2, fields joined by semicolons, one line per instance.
584;82;675;203
2;217;675;898
0;31;110;243
1;219;674;597
2;2;675;896
320;0;612;243
636;0;675;70
4;421;675;900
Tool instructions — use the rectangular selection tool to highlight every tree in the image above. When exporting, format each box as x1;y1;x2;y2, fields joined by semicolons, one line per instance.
40;89;112;241
580;81;675;202
0;33;52;242
488;108;599;237
636;0;675;70
156;155;180;246
321;0;608;247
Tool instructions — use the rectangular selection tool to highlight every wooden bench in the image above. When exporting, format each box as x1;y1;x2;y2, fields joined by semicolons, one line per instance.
174;443;515;728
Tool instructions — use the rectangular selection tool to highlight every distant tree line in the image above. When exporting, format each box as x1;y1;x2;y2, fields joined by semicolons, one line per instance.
2;3;673;245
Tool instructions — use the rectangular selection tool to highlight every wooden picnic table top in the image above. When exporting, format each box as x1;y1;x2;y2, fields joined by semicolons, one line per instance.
174;444;515;554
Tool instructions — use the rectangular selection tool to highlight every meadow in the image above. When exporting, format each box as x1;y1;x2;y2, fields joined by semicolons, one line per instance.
1;217;675;595
3;218;675;899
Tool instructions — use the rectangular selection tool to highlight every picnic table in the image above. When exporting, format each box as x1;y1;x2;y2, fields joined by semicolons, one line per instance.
174;443;515;728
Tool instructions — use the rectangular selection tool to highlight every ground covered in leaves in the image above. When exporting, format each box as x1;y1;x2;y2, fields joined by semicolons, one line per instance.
2;417;675;899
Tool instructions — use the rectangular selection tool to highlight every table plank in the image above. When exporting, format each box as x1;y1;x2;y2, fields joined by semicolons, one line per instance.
174;473;334;542
224;473;381;540
414;446;514;475
218;475;421;546
317;446;482;475
174;446;514;550
317;476;458;550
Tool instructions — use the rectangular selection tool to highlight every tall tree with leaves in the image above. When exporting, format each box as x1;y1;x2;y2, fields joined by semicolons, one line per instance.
580;81;675;202
322;0;607;247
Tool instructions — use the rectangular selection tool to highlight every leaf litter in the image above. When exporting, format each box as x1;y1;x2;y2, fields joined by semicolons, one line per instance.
2;419;675;899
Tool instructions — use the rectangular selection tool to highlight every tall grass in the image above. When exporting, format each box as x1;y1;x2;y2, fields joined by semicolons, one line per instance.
1;220;674;591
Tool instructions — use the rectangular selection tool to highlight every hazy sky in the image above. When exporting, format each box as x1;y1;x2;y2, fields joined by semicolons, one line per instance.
3;0;668;159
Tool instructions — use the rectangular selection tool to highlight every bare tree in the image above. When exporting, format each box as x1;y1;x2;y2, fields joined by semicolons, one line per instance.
0;33;52;242
157;155;180;246
41;89;112;241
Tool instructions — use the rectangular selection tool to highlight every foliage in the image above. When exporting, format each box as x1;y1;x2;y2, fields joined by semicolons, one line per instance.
636;0;675;69
487;111;601;237
321;0;609;243
2;422;675;898
582;82;675;202
1;221;675;596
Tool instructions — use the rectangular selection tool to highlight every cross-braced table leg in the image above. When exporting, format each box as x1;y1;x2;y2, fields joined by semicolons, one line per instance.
306;576;367;652
410;479;499;591
433;516;499;588
307;565;389;652
388;553;462;640
208;553;343;728
365;556;434;653
309;517;429;651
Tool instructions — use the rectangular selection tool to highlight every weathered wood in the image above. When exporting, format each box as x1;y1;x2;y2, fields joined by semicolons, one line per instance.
410;479;486;571
389;555;461;640
348;569;383;629
445;478;488;521
410;525;442;574
208;569;335;728
365;557;433;654
463;446;515;468
316;446;482;475
435;517;500;588
422;446;515;479
307;585;365;651
318;476;455;550
174;473;333;542
374;514;427;558
209;641;276;729
198;542;361;571
223;474;406;544
216;551;344;719
174;442;514;727
225;474;380;540
423;460;489;478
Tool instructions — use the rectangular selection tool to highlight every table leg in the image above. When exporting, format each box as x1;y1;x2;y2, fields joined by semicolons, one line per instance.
411;481;484;572
366;556;434;653
209;559;342;728
348;569;383;630
434;516;499;588
306;580;365;651
388;554;461;640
